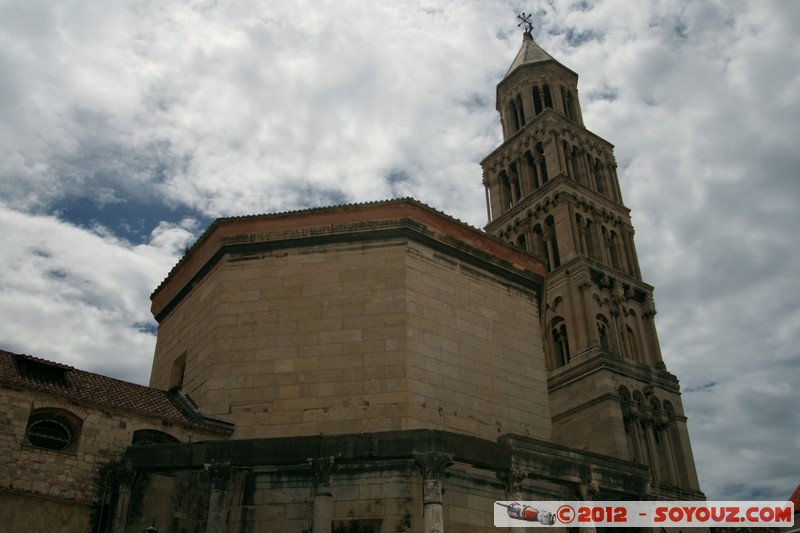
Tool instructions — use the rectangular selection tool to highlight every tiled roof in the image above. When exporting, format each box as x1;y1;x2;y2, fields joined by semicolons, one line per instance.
0;349;230;433
790;483;800;511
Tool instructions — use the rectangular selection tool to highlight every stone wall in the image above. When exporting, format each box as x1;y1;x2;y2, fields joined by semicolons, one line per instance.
150;231;550;442
0;385;223;532
112;429;656;533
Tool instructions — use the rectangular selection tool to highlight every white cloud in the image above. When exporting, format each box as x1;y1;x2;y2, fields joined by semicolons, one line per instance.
0;203;196;383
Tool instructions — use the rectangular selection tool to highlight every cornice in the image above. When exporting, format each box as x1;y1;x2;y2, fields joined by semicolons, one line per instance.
481;112;615;170
547;350;681;394
485;182;632;236
152;213;545;322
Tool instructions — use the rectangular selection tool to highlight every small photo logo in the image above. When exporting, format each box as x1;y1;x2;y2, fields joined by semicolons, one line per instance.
496;502;556;525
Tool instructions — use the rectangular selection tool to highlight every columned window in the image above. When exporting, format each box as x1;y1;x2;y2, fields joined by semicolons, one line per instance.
550;317;571;368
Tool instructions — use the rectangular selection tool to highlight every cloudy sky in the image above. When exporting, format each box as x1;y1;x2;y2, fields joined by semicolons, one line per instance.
1;0;797;501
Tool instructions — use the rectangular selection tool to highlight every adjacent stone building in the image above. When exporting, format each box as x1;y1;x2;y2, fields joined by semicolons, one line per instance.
0;28;705;532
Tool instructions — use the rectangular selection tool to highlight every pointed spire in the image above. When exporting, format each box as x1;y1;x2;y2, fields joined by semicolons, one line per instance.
503;31;557;79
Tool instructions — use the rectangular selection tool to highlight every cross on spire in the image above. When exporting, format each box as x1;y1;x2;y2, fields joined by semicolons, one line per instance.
517;12;533;35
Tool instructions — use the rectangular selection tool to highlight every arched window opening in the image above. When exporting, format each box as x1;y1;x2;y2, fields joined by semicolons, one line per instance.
25;408;82;452
532;86;543;115
593;160;606;195
516;233;528;251
563;88;573;120
597;314;611;351
545;215;560;268
499;171;512;210
563;89;578;120
633;391;652;467
536;143;549;183
627;314;646;363
608;231;622;271
508;100;521;132
132;429;180;446
509;162;522;203
533;224;551;271
626;325;641;362
550;318;571;368
582;218;599;260
525;152;539;190
543;84;553;108
664;402;690;488
570;147;583;186
516;94;526;127
620;388;644;464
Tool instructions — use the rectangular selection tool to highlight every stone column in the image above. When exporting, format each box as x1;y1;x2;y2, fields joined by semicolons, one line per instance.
640;405;659;482
310;457;337;533
552;130;567;178
415;452;453;533
497;468;527;533
577;467;599;533
484;179;492;222
578;278;596;349
206;463;232;533
622;400;644;464
656;410;677;486
111;466;136;533
609;280;626;356
642;293;664;363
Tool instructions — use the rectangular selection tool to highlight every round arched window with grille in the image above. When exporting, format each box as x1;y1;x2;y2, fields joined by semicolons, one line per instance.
25;409;81;452
28;419;72;450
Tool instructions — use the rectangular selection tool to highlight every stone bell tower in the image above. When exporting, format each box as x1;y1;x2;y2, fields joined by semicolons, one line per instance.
481;23;703;498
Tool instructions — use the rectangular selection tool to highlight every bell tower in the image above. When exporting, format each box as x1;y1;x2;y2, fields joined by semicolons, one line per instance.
481;20;703;497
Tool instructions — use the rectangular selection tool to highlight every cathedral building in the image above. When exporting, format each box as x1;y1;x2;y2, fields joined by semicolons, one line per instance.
0;27;704;533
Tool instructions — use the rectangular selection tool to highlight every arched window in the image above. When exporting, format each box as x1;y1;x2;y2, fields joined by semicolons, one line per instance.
597;314;611;351
562;87;572;119
563;89;578;120
580;217;599;260
525;152;539;190
516;233;528;251
25;408;82;452
593;159;606;195
570;146;583;186
508;94;525;132
625;313;645;363
550;317;571;368
532;86;543;115
536;143;549;183
626;325;638;361
664;402;689;487
509;162;522;203
532;224;551;271
608;231;623;271
619;387;644;464
132;429;180;446
543;84;553;109
499;171;512;209
545;216;560;269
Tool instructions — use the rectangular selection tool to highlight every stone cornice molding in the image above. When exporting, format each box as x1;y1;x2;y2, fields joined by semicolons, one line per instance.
152;200;546;322
547;350;681;394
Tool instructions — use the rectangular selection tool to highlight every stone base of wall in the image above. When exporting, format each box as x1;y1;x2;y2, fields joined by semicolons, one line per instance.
0;489;92;533
110;429;661;532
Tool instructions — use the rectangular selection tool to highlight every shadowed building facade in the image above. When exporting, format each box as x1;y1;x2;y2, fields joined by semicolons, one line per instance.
0;29;704;533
